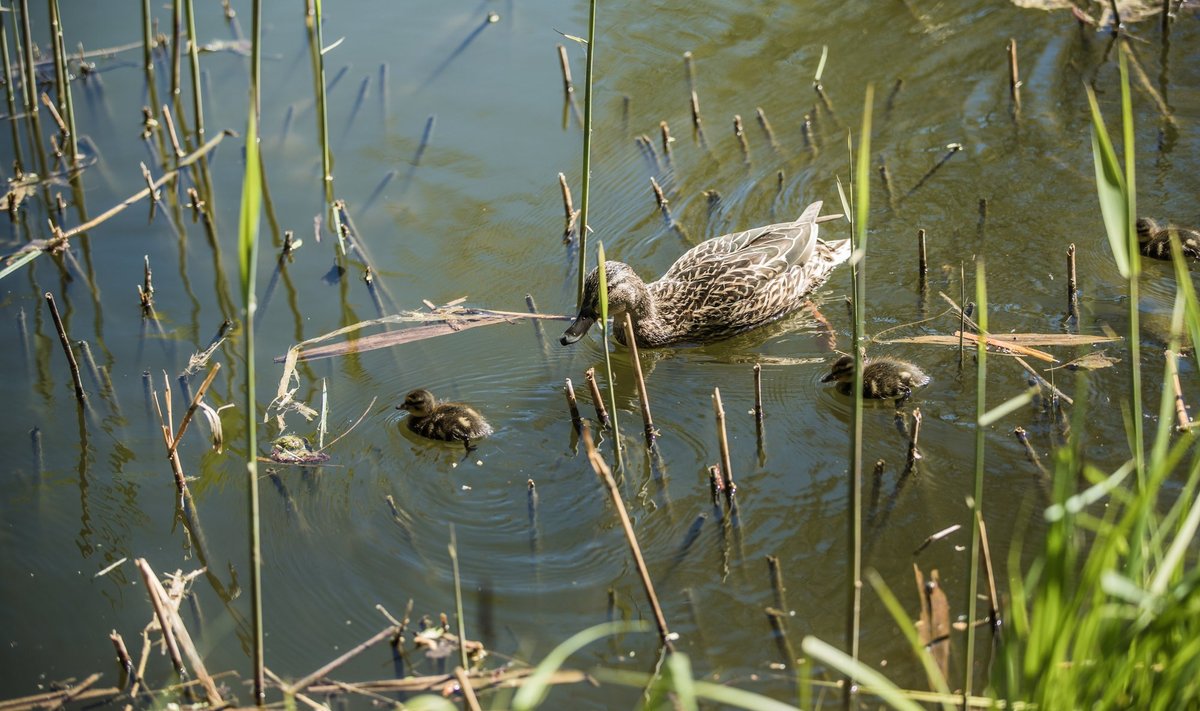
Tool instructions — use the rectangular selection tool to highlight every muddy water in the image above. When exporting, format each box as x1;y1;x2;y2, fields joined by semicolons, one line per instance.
2;0;1199;706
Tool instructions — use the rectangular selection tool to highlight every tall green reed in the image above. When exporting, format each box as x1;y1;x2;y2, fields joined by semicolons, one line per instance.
305;0;340;254
574;0;597;308
239;0;265;701
962;258;986;699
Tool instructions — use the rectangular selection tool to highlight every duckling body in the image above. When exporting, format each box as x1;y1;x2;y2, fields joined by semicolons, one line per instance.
397;389;493;451
822;355;930;401
561;201;850;347
1137;217;1200;262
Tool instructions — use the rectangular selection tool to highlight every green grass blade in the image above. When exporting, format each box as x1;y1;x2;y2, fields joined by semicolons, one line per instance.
865;570;953;707
1084;86;1129;279
512;621;650;711
239;112;262;298
979;385;1039;427
801;636;924;711
596;240;623;469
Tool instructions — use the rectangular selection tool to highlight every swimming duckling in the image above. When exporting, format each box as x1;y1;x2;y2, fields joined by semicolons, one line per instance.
397;389;493;451
1136;217;1200;262
821;354;930;402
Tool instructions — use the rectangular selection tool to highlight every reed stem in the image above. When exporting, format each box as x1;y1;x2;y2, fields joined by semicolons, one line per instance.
574;0;597;307
48;0;79;165
963;258;987;701
44;293;86;404
713;387;734;493
622;313;655;446
0;15;25;172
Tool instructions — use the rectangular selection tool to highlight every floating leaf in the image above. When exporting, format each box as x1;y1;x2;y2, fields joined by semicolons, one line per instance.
1048;351;1120;371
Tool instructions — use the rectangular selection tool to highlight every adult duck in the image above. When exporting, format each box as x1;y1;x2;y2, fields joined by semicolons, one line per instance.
560;201;850;347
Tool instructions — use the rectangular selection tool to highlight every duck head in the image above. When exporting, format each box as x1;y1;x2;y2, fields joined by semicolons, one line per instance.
821;354;856;384
560;262;651;345
398;389;436;417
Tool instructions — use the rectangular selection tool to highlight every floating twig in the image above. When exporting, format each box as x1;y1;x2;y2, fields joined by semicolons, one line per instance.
622;313;656;447
585;367;610;430
44;292;86;404
582;423;675;651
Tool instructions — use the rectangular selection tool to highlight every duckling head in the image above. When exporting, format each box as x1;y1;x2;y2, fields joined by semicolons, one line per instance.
560;261;651;345
821;354;856;384
397;389;436;417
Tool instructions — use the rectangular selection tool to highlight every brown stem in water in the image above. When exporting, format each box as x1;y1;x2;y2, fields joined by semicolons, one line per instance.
976;511;1000;628
287;624;401;695
904;407;922;474
582;423;675;652
766;607;798;670
713;387;735;496
167;362;221;458
659;120;672;161
454;667;483;711
1167;350;1191;431
622;313;656;446
44;293;86;404
585;368;610;429
755;106;778;150
558;172;577;242
556;44;574;97
766;555;788;612
917;228;928;280
1007;38;1021;116
733;114;750;164
1067;243;1079;322
564;377;583;433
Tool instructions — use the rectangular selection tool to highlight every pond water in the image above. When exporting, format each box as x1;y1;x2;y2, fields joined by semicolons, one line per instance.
3;0;1199;707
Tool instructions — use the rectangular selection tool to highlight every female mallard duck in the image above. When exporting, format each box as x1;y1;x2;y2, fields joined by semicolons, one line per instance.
397;389;493;451
560;201;850;347
1137;217;1200;262
821;354;930;402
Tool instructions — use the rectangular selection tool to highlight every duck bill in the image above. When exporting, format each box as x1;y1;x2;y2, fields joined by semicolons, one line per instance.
560;313;597;345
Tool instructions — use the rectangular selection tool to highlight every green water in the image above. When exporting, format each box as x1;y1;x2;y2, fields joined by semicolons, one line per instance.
2;0;1199;707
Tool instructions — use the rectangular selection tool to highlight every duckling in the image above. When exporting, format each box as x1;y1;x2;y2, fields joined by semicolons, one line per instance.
821;354;930;402
561;201;850;347
397;389;493;451
1136;217;1200;262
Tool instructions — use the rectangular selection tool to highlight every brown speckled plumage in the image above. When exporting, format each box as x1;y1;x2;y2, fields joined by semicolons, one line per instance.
397;389;493;450
821;354;930;401
1137;217;1200;262
560;201;850;347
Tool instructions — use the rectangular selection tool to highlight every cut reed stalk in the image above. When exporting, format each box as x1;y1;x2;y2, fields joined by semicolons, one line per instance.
581;423;674;651
167;363;221;457
975;510;999;628
904;408;923;474
712;387;735;494
48;0;79;165
733;114;750;164
917;229;928;282
755;107;778;151
556;44;573;96
1167;350;1190;430
584;367;610;430
766;607;799;671
683;50;696;95
1066;243;1079;321
878;158;894;207
659;120;672;162
1013;426;1051;483
708;464;724;507
564;378;583;432
767;555;789;612
690;90;704;136
1007;38;1021;117
622;313;656;447
44;293;87;404
753;363;764;433
0;15;25;172
110;631;137;686
558;172;577;242
574;0;597;307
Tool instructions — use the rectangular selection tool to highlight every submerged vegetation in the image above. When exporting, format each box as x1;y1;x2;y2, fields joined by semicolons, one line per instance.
2;0;1200;709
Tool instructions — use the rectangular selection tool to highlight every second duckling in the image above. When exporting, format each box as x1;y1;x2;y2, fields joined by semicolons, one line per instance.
397;389;493;452
1137;217;1200;262
821;354;930;402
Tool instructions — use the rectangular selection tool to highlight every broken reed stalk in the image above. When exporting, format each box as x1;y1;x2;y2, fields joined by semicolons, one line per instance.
167;362;221;457
878;158;894;207
659;120;673;161
556;44;574;96
650;177;668;212
904;408;923;473
110;631;137;686
753;363;764;432
1167;350;1191;431
44;293;87;404
454;667;483;711
1013;426;1051;481
47;1;76;164
708;464;725;507
563;378;583;432
581;423;675;652
136;559;224;706
755;107;778;150
558;172;577;242
917;228;928;281
712;387;735;494
683;50;696;95
1067;243;1079;321
766;555;789;611
690;90;704;135
622;313;656;446
286;624;401;695
905;143;963;198
1007;38;1021;116
976;510;1000;627
766;607;799;671
584;367;610;429
733;114;750;164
